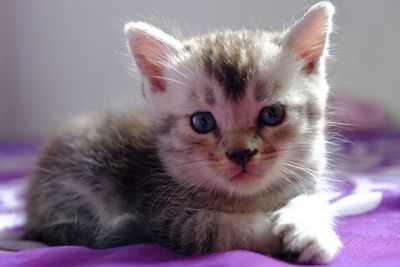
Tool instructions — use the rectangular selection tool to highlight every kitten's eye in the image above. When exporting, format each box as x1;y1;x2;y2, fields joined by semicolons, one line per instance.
259;104;285;126
191;112;216;134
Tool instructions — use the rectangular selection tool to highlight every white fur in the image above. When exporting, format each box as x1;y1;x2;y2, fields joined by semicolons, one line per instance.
282;1;334;77
272;194;342;264
283;2;334;57
124;7;333;196
125;1;341;263
125;22;184;88
125;22;183;54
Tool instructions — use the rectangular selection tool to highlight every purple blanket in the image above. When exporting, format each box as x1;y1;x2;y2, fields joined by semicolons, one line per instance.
1;133;400;267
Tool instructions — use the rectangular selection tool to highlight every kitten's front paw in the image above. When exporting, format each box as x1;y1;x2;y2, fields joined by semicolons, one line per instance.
272;212;342;265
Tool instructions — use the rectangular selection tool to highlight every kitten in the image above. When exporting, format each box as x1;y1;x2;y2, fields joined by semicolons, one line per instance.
25;2;342;264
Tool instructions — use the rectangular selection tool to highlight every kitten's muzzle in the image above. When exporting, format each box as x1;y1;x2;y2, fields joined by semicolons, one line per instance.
225;149;258;167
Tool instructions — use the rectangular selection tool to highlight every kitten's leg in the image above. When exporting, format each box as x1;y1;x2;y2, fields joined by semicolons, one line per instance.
272;194;342;264
147;208;281;256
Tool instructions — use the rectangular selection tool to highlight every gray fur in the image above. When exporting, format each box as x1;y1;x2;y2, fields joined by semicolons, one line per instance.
26;2;341;263
25;107;307;254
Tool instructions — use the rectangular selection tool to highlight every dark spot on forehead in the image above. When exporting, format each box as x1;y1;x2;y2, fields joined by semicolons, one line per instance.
200;31;257;102
214;61;247;101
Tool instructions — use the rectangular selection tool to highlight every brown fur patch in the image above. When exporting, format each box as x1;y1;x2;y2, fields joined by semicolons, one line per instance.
157;114;178;135
262;147;277;155
273;124;296;140
204;87;216;105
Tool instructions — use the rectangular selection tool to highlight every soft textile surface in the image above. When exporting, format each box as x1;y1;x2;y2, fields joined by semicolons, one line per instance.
0;134;400;267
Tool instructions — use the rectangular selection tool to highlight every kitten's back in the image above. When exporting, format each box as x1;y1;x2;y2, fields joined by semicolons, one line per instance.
25;106;158;247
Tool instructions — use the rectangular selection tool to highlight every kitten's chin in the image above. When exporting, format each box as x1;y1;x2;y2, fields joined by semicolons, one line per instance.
221;166;272;196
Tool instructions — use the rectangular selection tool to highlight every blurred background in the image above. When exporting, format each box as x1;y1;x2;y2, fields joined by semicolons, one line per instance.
0;0;399;140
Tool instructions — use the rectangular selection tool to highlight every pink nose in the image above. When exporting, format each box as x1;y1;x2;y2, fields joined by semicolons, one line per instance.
225;149;258;166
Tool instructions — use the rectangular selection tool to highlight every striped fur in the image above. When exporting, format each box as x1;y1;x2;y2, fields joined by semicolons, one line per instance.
26;2;341;264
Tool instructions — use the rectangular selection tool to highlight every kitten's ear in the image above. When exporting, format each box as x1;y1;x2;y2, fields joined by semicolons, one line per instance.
125;22;183;92
282;2;334;74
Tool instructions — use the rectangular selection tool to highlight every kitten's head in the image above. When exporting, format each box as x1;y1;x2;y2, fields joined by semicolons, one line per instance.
126;2;334;196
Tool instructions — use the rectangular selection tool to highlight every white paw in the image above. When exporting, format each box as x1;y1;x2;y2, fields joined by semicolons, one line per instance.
272;211;342;264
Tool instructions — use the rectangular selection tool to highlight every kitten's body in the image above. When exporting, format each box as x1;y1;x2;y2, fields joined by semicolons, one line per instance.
26;2;341;264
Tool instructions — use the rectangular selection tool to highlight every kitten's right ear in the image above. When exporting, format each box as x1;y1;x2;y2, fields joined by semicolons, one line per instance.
125;22;183;92
282;2;334;74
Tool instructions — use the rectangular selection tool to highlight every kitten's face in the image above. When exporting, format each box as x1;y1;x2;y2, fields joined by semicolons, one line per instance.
126;4;333;196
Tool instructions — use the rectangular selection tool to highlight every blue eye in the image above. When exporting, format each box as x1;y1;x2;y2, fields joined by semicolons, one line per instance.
259;104;284;126
191;112;216;134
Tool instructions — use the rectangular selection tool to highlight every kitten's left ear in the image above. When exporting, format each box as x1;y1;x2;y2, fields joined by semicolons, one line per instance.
125;22;183;92
282;2;335;74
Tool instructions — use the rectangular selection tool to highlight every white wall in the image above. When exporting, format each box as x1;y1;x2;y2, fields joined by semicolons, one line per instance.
1;0;400;140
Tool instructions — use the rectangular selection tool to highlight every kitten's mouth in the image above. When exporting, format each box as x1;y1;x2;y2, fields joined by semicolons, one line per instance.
229;169;255;182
